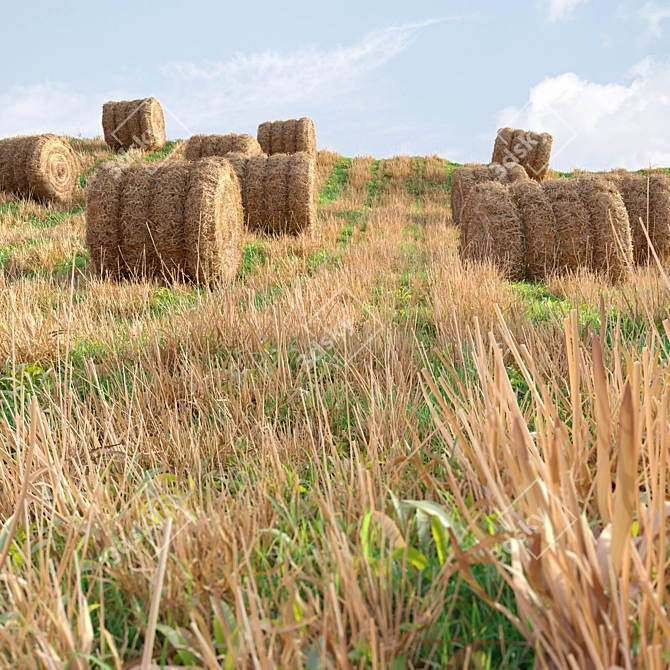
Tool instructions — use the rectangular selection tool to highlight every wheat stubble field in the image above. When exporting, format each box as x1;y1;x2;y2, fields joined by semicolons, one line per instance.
0;140;667;669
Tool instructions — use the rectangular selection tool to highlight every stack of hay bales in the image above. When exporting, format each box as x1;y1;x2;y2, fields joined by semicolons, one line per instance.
0;134;81;203
102;98;166;153
603;171;670;265
460;173;634;282
257;118;316;156
85;157;243;284
183;134;262;160
491;127;553;182
451;163;529;226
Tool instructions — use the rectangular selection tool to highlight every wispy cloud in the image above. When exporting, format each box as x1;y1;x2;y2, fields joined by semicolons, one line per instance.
640;2;670;37
494;58;670;170
161;19;455;128
543;0;589;21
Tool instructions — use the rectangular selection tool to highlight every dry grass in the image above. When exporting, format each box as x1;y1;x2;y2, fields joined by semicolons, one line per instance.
0;147;667;668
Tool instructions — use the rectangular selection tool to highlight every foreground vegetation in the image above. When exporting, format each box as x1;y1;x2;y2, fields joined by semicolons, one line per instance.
0;142;667;668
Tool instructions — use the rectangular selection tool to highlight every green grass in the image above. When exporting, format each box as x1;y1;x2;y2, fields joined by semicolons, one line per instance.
318;156;353;207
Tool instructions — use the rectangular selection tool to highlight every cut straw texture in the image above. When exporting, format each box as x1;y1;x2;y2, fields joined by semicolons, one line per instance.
101;98;166;153
491;127;553;182
0;134;80;203
459;181;525;281
604;171;670;265
257;118;317;156
85;158;243;284
451;163;529;228
241;152;317;235
183;134;263;161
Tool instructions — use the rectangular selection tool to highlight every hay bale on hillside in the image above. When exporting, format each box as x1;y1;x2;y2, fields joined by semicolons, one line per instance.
605;171;670;265
459;181;525;281
257;118;317;156
575;175;633;281
0;134;80;203
183;134;262;161
451;163;529;228
245;152;316;235
510;180;558;281
491;127;553;182
85;162;126;278
541;179;592;274
101;98;166;153
85;158;243;283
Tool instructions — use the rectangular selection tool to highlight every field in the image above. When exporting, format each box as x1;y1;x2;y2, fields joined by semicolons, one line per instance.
0;140;668;669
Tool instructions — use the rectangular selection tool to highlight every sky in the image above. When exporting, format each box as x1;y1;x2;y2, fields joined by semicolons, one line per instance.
1;0;670;171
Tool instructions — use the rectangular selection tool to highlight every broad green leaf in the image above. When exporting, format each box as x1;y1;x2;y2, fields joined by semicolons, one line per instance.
360;512;373;558
431;514;450;566
393;547;429;571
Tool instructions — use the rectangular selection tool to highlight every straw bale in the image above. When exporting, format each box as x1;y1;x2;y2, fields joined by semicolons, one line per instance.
120;164;158;277
492;127;553;182
605;171;670;265
459;181;525;280
101;98;166;153
151;162;191;281
542;179;592;273
575;174;633;281
85;162;126;278
184;158;244;284
184;133;262;161
510;180;558;280
0;134;80;203
257;118;317;156
265;154;290;235
287;152;317;235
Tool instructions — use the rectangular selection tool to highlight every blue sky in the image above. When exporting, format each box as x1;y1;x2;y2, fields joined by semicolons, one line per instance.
1;0;669;170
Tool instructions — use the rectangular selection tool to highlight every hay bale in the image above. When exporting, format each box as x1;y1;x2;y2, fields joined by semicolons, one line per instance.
256;118;317;156
244;153;316;236
451;163;529;231
184;158;244;284
605;171;670;265
575;175;633;281
491;127;553;182
183;133;262;161
510;181;558;281
85;158;243;284
541;179;592;274
120;164;158;277
459;181;525;281
85;162;126;278
101;98;166;153
0;134;80;203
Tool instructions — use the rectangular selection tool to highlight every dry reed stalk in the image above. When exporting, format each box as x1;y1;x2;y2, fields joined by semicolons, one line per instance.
0;134;80;203
101;98;166;153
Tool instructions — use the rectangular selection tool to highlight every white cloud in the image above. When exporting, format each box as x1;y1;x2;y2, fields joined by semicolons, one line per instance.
161;19;449;128
544;0;589;21
0;82;102;138
494;58;670;171
640;2;670;37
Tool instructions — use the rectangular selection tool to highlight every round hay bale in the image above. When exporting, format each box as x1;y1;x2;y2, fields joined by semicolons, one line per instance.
0;134;80;203
287;152;317;235
184;158;244;284
151;162;191;280
459;181;525;281
244;153;316;236
101;98;166;153
120;164;158;277
510;180;558;281
183;133;262;161
575;175;633;281
256;118;317;156
542;179;592;274
605;171;670;266
491;127;553;182
85;162;126;279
